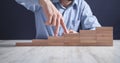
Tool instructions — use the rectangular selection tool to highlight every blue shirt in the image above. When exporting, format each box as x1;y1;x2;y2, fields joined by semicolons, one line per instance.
15;0;101;39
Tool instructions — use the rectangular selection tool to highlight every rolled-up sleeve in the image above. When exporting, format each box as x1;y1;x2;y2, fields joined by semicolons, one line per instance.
15;0;41;12
80;0;101;30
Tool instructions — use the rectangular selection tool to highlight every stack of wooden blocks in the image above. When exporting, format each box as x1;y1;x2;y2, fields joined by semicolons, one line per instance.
16;27;113;46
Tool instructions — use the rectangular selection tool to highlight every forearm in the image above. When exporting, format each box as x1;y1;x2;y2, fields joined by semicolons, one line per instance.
38;0;68;36
39;0;51;7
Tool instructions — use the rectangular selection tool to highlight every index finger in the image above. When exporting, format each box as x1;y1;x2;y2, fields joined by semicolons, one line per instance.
54;17;60;36
60;18;69;34
54;17;68;36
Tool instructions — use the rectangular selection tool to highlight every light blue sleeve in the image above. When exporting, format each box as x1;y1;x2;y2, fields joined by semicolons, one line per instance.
80;0;101;30
15;0;41;12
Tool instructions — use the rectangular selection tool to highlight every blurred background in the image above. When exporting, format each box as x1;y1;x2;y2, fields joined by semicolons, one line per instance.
0;0;120;39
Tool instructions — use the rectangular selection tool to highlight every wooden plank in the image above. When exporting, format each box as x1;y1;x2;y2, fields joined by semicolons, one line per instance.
47;42;64;46
80;30;96;34
64;38;80;42
80;37;96;40
64;33;80;42
97;40;113;43
97;37;113;40
97;34;113;37
32;42;64;46
96;27;113;46
81;43;96;46
96;27;113;37
80;29;96;44
32;42;48;46
64;37;80;39
64;33;80;37
32;39;65;46
96;33;113;46
80;40;96;43
80;34;96;37
48;36;64;42
64;40;80;42
16;42;33;46
96;41;113;46
80;30;96;37
64;42;81;46
97;31;113;34
96;27;113;31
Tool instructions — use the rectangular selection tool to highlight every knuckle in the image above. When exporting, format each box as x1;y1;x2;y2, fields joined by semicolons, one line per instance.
57;14;60;18
48;13;53;17
53;14;57;17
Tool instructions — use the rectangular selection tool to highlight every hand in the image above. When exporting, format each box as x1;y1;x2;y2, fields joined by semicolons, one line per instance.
68;30;78;33
62;30;78;35
39;0;69;36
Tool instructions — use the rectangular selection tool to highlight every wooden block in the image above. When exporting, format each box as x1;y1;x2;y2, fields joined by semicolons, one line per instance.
48;36;64;42
80;37;96;40
96;27;113;31
16;42;33;46
32;39;48;43
80;34;96;37
32;39;65;46
64;37;80;42
64;37;80;40
80;30;96;34
80;30;96;37
96;41;113;46
47;42;64;46
97;40;113;43
97;34;113;37
96;27;113;46
96;31;113;36
64;40;80;42
32;42;64;46
32;39;49;46
64;33;80;42
64;42;81;46
80;40;96;43
32;42;48;46
81;43;96;46
97;37;113;40
96;27;113;37
80;30;97;44
96;35;113;46
64;33;80;37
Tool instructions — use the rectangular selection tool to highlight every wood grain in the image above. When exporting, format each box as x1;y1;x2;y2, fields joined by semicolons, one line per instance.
96;27;113;31
16;27;113;46
16;42;33;46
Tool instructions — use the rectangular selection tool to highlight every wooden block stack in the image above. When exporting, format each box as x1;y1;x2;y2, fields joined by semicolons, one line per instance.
32;39;49;46
16;27;113;46
64;33;80;46
47;37;64;46
96;27;113;46
80;30;96;46
32;37;64;46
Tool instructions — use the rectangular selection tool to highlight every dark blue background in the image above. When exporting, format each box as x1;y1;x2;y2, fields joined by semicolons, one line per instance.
0;0;120;39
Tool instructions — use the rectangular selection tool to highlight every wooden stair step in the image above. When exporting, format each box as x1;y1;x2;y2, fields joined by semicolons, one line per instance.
16;42;33;46
16;27;113;46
